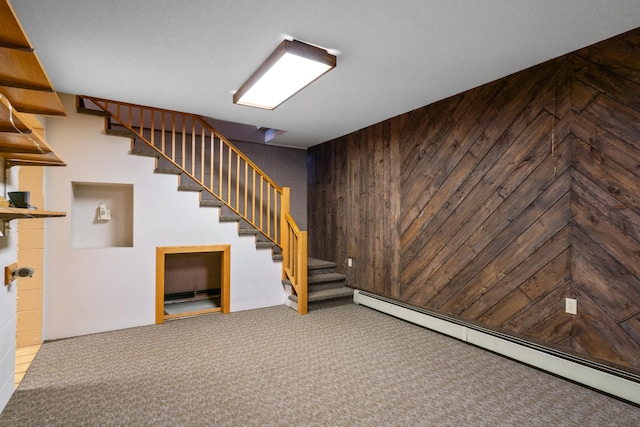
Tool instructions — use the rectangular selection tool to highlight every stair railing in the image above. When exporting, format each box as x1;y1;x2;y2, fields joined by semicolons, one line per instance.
78;95;309;314
80;95;285;242
281;188;308;314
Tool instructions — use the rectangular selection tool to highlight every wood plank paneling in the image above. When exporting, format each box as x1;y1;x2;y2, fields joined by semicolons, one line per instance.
465;225;572;322
308;27;640;373
508;281;572;335
308;120;400;297
400;64;558;275
436;194;571;314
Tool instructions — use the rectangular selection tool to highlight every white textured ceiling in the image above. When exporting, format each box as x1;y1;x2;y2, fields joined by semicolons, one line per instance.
11;0;640;149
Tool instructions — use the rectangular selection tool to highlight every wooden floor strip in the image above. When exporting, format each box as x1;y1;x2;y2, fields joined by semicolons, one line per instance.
15;344;41;390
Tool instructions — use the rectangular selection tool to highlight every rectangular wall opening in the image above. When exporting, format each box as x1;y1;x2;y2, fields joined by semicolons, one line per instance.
156;245;230;323
164;252;221;313
71;182;133;248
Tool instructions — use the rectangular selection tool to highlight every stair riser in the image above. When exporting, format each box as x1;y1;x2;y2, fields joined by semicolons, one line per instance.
155;167;182;175
256;242;276;249
200;201;224;208
177;185;202;192
77;106;110;117
308;267;338;276
131;149;159;158
308;281;347;292
237;229;260;235
284;279;346;291
288;288;353;303
308;272;347;283
106;128;137;139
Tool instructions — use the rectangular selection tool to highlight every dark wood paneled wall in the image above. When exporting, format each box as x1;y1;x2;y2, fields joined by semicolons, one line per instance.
308;27;640;372
308;121;400;296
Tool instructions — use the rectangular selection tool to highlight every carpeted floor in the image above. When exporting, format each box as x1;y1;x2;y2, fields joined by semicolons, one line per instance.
1;301;638;426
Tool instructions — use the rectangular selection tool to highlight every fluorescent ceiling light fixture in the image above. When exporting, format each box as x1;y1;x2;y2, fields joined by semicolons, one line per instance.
233;39;336;110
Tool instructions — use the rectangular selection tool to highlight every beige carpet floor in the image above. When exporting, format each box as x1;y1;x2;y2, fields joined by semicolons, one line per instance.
1;301;638;426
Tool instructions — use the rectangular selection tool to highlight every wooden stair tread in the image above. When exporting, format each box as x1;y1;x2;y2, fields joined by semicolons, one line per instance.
256;241;276;248
177;184;203;192
238;228;260;235
105;128;136;139
307;257;336;270
308;272;346;284
131;148;160;158
288;287;353;303
77;106;110;117
155;166;182;175
200;199;224;207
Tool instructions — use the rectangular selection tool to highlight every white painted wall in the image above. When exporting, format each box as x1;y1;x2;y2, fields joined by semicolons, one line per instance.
43;94;284;340
0;166;19;412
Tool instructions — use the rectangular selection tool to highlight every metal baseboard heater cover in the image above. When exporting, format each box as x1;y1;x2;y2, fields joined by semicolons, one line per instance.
353;290;640;405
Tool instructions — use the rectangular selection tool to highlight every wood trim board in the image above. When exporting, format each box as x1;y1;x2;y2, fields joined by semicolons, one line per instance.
155;245;230;324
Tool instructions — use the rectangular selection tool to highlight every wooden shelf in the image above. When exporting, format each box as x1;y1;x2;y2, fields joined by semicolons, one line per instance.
0;106;66;164
0;0;65;117
0;206;66;221
0;0;66;167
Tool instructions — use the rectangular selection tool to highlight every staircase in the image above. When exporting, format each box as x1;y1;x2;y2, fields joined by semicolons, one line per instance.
77;99;283;259
76;95;351;314
284;258;353;312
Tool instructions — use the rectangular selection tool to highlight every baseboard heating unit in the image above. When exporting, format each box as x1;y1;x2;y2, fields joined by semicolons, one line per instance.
353;290;640;405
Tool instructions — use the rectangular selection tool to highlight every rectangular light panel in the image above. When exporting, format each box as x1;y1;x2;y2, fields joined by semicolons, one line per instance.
233;39;336;110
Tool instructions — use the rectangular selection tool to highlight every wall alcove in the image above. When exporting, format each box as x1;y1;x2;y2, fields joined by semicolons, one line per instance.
71;182;133;248
155;245;230;323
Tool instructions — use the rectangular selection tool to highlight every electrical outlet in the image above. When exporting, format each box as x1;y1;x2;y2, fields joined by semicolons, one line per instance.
347;258;353;267
565;298;577;315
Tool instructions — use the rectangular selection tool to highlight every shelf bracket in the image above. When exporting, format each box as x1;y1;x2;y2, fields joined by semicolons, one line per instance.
4;263;16;285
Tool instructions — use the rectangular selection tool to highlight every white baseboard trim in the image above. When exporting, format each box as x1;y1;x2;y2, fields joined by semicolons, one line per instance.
353;290;640;405
282;282;298;311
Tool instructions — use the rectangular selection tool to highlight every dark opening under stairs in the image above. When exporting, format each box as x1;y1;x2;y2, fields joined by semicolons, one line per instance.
284;258;354;312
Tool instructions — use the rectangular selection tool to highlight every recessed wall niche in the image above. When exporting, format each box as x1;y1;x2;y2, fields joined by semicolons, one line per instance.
72;182;133;248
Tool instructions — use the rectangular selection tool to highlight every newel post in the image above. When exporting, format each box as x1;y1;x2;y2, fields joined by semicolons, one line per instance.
297;230;308;315
280;187;290;280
